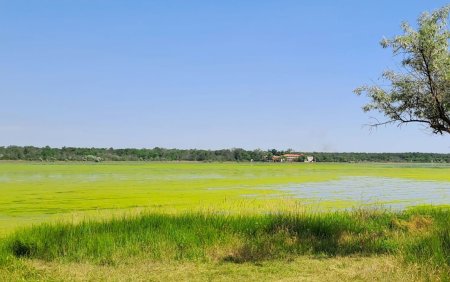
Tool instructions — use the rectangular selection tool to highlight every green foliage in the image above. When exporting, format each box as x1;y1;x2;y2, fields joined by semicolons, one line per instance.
0;146;449;162
355;5;450;134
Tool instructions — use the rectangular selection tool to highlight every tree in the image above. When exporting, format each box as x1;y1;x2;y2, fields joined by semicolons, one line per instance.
354;5;450;134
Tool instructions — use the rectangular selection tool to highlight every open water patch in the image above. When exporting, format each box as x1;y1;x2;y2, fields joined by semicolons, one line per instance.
274;177;450;209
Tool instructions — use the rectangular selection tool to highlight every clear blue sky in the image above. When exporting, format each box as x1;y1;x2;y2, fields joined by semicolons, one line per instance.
1;0;449;152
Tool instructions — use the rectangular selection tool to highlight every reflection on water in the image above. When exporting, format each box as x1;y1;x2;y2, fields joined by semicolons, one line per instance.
277;177;450;209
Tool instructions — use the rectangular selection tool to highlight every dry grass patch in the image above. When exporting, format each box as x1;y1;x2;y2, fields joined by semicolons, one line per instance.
391;215;434;233
0;256;422;282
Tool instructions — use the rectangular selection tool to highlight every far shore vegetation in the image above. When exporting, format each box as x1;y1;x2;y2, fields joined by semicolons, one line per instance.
1;145;450;163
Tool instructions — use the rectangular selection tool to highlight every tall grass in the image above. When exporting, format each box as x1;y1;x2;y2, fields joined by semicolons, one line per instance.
2;213;382;262
1;208;448;278
400;207;450;279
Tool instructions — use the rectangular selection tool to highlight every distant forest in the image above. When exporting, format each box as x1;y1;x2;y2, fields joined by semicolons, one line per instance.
0;146;449;163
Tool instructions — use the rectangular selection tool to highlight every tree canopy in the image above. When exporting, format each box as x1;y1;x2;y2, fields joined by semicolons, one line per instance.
354;5;450;134
0;146;449;163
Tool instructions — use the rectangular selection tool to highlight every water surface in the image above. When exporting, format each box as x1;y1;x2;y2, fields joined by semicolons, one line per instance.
274;176;450;209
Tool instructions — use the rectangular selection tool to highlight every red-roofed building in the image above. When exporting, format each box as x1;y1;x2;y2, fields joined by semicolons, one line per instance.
283;154;304;162
272;154;304;162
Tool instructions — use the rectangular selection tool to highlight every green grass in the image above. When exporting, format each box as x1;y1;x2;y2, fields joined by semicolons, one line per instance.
1;212;394;262
1;208;449;280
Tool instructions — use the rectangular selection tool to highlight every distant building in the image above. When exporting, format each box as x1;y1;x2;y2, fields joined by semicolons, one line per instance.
272;155;282;162
283;154;304;162
271;154;304;162
304;156;314;163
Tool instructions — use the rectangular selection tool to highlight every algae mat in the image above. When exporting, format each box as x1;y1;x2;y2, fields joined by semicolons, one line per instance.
1;162;449;234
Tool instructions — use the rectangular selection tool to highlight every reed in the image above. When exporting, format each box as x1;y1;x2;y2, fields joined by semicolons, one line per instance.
1;208;448;280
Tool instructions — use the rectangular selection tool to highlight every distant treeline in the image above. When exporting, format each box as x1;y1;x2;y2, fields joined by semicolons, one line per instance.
0;146;449;163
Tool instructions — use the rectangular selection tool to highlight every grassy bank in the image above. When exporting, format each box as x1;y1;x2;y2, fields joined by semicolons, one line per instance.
1;207;449;281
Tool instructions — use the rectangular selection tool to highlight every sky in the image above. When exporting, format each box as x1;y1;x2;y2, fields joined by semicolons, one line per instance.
0;0;449;152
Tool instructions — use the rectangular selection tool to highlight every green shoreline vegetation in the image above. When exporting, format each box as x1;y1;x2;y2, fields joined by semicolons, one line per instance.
0;207;449;280
1;146;450;162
